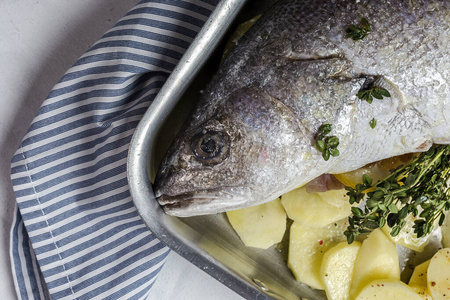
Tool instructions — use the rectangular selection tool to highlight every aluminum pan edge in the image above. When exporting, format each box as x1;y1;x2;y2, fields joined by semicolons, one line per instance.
127;1;325;299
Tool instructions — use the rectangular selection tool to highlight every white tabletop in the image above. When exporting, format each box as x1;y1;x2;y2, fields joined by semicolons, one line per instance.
0;1;243;299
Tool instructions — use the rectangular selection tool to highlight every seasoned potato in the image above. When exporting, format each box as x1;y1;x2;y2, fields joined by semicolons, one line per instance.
320;241;361;300
349;229;400;298
317;188;351;208
288;219;347;290
409;259;430;287
355;279;423;299
409;285;433;300
226;198;286;249
427;248;450;300
281;186;352;227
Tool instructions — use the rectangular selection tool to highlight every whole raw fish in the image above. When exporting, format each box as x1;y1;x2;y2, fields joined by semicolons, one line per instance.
155;0;450;217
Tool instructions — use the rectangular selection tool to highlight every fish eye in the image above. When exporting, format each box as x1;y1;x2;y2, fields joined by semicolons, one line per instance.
190;130;228;163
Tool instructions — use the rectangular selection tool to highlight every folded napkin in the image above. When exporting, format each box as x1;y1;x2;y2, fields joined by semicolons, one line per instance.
10;1;219;298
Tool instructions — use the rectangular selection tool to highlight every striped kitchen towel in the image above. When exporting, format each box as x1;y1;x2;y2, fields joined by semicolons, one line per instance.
9;0;219;299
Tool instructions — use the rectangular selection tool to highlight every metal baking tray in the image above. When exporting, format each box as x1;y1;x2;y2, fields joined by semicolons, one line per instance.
128;1;326;299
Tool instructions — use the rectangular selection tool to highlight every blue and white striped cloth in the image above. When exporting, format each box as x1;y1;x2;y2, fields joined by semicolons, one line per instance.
10;1;219;298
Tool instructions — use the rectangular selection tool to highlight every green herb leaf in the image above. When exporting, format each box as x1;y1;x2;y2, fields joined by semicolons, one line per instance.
362;174;373;186
322;149;330;161
314;124;340;161
315;140;325;153
370;118;377;129
329;148;340;157
328;136;340;148
346;232;355;244
439;213;446;226
398;206;409;219
378;87;391;97
391;225;401;237
388;203;398;213
358;86;391;104
351;207;363;217
360;18;371;31
405;173;416;187
346;18;372;41
319;124;332;136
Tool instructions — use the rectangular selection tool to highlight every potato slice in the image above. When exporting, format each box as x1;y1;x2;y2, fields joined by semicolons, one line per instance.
288;219;347;290
355;279;423;300
408;259;432;299
320;241;361;300
226;198;286;249
349;228;400;298
317;188;351;208
409;285;433;300
281;186;352;227
408;259;430;287
427;248;450;300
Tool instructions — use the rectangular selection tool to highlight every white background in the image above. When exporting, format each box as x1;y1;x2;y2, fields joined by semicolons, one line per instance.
0;1;243;299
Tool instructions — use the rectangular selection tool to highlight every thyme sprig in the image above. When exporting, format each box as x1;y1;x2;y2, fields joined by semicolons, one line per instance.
344;145;450;244
357;86;391;104
346;18;371;41
314;124;340;161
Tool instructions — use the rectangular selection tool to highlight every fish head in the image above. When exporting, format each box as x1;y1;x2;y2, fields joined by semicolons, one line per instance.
154;86;322;217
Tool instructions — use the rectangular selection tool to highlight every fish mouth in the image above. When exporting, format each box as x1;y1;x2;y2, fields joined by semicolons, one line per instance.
157;192;216;206
156;187;251;217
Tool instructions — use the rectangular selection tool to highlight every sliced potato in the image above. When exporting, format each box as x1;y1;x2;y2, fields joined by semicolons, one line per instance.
316;188;351;208
409;284;433;300
408;259;430;287
226;198;286;249
320;241;361;300
355;279;423;300
288;219;348;290
349;228;400;298
281;186;352;227
427;248;450;300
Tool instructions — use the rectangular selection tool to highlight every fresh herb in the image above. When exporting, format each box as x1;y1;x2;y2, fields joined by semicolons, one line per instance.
346;18;371;41
370;118;377;129
314;124;340;161
357;86;391;104
344;145;450;244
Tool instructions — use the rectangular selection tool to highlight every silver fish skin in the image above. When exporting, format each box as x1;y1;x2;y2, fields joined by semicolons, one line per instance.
155;0;450;217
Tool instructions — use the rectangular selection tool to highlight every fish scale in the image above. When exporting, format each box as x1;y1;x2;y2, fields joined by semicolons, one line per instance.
155;0;450;217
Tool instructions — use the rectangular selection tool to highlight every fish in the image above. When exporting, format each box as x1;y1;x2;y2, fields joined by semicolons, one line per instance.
154;0;450;217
